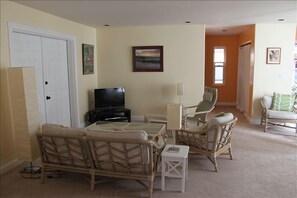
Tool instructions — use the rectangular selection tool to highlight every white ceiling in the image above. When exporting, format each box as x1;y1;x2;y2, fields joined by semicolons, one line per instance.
13;0;297;35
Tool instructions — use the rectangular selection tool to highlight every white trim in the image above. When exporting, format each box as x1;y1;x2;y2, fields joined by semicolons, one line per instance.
8;22;80;128
0;159;23;175
131;116;145;122
249;118;261;125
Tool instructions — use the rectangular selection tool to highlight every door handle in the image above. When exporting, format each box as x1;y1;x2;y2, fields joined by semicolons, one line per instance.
46;96;51;100
45;81;48;85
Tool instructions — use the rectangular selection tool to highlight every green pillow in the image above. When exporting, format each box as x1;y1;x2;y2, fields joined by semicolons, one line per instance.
271;92;295;111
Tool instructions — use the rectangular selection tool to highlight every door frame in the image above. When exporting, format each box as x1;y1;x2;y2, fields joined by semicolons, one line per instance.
8;22;80;128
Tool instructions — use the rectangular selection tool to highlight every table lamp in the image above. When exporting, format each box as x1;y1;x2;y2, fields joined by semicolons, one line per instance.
167;103;182;152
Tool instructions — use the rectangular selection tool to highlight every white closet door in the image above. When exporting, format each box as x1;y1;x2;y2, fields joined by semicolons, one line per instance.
10;33;46;124
236;44;251;116
10;33;71;126
42;37;71;126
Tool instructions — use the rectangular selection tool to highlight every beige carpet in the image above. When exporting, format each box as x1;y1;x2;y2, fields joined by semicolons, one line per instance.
1;107;296;198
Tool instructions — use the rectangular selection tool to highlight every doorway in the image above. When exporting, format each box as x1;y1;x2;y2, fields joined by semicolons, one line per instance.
9;22;79;127
236;43;251;117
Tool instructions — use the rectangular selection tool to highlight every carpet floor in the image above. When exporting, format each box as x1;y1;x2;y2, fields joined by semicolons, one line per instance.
1;107;296;198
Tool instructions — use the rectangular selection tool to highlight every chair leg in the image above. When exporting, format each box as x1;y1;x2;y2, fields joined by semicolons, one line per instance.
207;156;219;172
148;177;153;198
213;157;218;172
228;147;233;160
264;119;268;132
40;165;45;184
90;170;95;191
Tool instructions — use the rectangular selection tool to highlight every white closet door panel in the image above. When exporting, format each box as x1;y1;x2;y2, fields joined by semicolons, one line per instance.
10;33;46;124
42;37;71;126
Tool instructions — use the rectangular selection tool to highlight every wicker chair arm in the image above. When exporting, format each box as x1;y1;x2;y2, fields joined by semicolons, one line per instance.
293;105;297;114
260;100;268;115
148;140;165;150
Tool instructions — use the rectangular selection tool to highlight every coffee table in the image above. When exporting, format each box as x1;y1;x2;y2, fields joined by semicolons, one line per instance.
86;121;167;147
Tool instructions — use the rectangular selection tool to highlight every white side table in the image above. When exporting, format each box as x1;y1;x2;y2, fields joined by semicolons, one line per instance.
161;144;189;192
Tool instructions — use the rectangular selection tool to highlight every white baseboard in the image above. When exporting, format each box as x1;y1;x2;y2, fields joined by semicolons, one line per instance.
216;102;236;106
0;159;23;175
249;118;261;125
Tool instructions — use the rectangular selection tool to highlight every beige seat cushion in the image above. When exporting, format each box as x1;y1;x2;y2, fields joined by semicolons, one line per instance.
267;110;297;120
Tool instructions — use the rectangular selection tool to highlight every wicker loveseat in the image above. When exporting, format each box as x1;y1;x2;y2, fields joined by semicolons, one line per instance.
261;95;297;132
37;124;164;198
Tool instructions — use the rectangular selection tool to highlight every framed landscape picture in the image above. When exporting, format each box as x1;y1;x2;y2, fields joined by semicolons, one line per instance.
132;46;163;72
266;47;281;64
82;44;94;75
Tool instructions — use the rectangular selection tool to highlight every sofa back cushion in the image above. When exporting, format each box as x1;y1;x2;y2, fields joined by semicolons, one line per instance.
38;124;90;168
205;112;235;150
262;95;273;109
271;92;295;111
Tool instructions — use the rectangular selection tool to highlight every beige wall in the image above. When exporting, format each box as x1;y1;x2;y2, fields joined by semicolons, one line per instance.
97;25;205;117
0;1;97;170
252;23;296;120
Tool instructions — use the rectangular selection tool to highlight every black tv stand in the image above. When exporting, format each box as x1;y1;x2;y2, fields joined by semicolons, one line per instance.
88;107;131;124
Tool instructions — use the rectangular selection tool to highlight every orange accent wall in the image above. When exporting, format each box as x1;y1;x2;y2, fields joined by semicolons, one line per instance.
205;35;239;104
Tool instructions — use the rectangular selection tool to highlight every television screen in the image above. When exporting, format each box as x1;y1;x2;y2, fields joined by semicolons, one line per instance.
94;87;125;109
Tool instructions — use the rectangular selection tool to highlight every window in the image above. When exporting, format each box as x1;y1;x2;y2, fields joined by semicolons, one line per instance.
214;47;225;84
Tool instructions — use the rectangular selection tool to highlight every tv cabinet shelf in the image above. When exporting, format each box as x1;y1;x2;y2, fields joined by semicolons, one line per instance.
88;108;131;124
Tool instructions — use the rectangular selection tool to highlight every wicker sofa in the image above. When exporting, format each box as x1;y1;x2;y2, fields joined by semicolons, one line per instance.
37;124;164;198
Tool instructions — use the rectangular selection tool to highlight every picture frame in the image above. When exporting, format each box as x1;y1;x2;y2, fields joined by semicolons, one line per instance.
82;44;94;75
132;46;163;72
266;47;281;64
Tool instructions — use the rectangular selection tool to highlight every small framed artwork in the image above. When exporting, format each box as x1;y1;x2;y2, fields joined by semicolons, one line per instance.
266;47;281;64
82;44;94;75
132;46;163;72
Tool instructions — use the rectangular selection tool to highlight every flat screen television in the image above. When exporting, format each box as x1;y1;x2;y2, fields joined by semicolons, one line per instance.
94;87;125;110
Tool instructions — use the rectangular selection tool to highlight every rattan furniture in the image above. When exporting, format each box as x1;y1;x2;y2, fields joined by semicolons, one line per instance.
37;123;166;198
176;113;237;172
261;95;297;132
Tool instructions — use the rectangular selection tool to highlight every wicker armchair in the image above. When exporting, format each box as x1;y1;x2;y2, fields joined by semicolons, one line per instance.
261;95;297;133
176;113;237;172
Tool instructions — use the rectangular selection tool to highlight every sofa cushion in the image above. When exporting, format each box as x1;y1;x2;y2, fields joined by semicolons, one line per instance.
41;124;86;138
267;110;297;120
207;112;234;128
271;92;295;111
262;95;273;109
85;129;148;140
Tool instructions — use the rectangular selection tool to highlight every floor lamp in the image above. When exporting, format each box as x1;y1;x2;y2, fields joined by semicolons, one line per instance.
167;103;182;152
8;67;41;178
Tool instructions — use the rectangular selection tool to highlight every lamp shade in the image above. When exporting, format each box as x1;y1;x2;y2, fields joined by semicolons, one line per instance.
177;83;184;96
167;103;182;130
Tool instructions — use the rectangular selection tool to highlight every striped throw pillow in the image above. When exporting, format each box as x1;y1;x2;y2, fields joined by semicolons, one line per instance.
271;92;295;111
